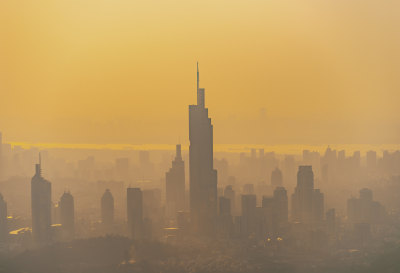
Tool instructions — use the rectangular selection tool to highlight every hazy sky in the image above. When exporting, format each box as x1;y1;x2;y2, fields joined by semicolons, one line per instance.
0;0;399;145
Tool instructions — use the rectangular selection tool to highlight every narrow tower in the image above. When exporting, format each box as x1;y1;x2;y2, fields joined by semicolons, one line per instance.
101;189;114;233
59;191;75;240
165;144;185;219
189;63;218;235
31;154;52;244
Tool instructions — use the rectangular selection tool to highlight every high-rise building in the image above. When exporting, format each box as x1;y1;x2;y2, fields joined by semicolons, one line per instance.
219;196;231;217
0;193;7;243
241;194;256;237
292;166;314;223
142;188;162;240
166;144;185;219
127;188;143;240
312;189;324;222
271;168;283;187
59;191;74;240
347;188;385;224
189;63;218;235
218;196;233;237
326;208;336;235
101;189;114;232
224;185;236;216
273;186;288;224
291;166;324;224
31;156;52;244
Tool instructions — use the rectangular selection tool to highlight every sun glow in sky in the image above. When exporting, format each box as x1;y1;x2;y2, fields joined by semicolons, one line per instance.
0;0;399;146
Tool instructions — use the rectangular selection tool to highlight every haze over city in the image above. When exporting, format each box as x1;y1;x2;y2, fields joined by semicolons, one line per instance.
1;0;399;145
0;1;400;273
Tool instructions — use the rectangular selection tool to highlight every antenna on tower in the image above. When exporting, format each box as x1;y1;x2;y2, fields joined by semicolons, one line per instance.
35;152;42;176
197;61;199;91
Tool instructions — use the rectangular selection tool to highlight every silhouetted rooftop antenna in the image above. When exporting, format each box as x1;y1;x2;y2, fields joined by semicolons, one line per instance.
35;152;42;176
197;61;199;91
196;62;205;107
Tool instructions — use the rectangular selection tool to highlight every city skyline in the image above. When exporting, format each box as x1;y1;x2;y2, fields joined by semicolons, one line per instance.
0;1;399;272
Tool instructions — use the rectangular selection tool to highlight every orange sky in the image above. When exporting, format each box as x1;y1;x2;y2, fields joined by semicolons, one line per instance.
0;0;399;145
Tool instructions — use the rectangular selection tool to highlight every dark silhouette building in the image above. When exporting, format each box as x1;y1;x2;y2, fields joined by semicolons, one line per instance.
0;193;7;243
31;156;52;244
273;186;288;224
241;194;256;237
165;144;185;219
59;191;74;240
312;189;324;222
326;208;336;235
224;185;236;216
127;187;143;240
292;166;314;223
189;63;218;235
218;196;233;237
347;188;385;224
101;189;114;232
291;166;324;224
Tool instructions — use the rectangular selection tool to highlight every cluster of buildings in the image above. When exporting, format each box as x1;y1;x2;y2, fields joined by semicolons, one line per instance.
0;65;395;252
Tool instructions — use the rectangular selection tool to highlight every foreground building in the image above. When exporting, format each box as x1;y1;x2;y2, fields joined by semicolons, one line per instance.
59;191;75;240
189;63;218;235
127;187;143;240
291;166;324;225
31;157;52;244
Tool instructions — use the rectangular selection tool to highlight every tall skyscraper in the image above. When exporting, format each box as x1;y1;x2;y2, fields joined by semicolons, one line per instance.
189;63;218;235
59;191;75;240
165;144;185;219
292;166;324;224
127;187;143;240
101;189;114;232
241;194;256;237
218;196;233;237
0;193;7;243
291;166;315;224
273;186;288;224
31;156;52;244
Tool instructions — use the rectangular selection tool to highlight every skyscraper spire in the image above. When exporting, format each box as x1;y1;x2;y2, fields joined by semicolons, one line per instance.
189;63;217;235
35;153;42;176
197;61;199;91
196;62;205;107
